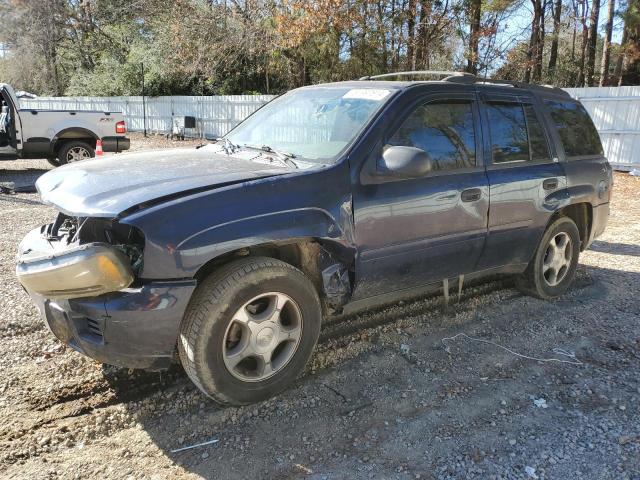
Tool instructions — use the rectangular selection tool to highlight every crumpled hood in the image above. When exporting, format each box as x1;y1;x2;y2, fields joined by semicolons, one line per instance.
36;147;289;217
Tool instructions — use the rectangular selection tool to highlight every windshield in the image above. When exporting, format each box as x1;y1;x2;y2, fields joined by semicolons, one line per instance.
226;87;392;164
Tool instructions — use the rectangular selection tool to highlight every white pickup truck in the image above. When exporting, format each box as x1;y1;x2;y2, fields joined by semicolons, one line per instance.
0;83;130;166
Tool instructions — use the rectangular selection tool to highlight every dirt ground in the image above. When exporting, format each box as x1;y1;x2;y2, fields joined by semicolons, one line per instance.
0;140;639;479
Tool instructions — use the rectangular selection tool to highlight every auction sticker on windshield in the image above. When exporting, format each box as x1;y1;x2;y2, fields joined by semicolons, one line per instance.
342;89;391;101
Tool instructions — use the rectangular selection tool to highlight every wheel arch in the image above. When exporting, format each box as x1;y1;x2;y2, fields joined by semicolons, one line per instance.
192;237;355;314
51;127;98;156
548;202;593;251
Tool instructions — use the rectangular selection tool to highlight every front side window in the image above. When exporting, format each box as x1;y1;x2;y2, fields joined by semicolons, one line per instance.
226;87;391;164
486;101;550;163
544;99;603;157
388;101;476;171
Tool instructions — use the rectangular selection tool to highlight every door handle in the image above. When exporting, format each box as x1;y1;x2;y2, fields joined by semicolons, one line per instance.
461;188;482;202
543;178;558;190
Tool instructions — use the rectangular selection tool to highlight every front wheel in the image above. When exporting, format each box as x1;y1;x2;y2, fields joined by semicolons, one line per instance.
516;216;581;299
178;257;322;406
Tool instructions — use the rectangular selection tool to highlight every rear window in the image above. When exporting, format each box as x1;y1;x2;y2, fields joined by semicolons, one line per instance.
544;100;603;157
485;101;550;163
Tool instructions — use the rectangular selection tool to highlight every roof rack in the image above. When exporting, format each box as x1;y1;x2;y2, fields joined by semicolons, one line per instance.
358;70;569;96
359;71;475;81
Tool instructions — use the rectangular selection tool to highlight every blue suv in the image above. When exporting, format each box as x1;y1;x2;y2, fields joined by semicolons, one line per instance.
16;72;612;405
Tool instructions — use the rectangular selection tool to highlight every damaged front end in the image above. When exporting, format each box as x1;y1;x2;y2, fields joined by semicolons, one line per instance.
16;214;144;299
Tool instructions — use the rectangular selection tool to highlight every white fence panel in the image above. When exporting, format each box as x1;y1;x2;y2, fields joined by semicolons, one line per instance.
564;86;640;169
19;89;640;168
19;95;275;138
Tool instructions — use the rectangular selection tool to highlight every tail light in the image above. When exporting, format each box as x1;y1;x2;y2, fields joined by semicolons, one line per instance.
115;120;127;134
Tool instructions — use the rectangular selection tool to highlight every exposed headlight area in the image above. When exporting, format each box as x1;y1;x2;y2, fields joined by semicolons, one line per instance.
16;213;145;299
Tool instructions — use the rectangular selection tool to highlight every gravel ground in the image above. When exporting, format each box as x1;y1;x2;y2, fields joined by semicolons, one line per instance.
0;144;639;479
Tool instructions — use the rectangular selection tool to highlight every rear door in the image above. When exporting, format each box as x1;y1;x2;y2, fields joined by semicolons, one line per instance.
475;92;566;271
351;91;489;299
540;97;612;242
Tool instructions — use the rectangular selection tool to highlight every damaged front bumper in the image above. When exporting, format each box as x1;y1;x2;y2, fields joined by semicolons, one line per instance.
29;282;196;370
17;225;196;369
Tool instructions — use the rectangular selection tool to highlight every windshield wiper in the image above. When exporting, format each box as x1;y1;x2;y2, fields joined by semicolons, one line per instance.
210;136;239;154
243;144;299;169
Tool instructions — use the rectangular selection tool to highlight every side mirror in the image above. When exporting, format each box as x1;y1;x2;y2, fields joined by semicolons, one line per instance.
378;145;433;179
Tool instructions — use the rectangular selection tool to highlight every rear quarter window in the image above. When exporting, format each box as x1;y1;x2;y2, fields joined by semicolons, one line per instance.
544;99;603;157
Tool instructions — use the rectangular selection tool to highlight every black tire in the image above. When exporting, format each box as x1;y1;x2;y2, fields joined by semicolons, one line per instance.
516;216;581;299
46;158;61;168
57;140;95;165
178;257;322;406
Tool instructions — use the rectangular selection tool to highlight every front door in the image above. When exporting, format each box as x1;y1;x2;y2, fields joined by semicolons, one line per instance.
351;92;489;300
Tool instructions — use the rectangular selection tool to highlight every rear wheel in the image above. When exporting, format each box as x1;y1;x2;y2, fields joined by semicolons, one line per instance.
57;140;95;165
178;257;322;406
516;216;580;299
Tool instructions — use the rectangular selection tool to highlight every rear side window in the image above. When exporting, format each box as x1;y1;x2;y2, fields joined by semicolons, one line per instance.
544;100;603;157
388;101;476;171
524;104;550;161
486;101;550;163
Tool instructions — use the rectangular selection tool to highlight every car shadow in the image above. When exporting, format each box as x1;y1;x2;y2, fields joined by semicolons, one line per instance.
0;168;50;192
0;195;44;206
589;240;640;257
105;263;640;479
100;363;190;403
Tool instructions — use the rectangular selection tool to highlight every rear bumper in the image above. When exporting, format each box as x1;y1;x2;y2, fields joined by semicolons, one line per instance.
102;136;130;153
30;280;196;370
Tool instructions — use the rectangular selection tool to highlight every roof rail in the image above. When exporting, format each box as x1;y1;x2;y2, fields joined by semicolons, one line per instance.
359;71;475;81
359;70;569;96
446;75;568;95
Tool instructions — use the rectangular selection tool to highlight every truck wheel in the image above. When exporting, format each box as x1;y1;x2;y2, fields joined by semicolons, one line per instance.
516;216;580;299
178;257;322;406
57;140;95;165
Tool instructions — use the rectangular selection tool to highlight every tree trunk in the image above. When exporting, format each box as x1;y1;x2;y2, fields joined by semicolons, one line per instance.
576;0;589;86
388;1;395;69
621;0;640;85
571;0;578;61
613;27;628;83
375;1;389;70
524;0;542;83
466;0;481;74
406;0;417;69
74;0;96;71
585;0;601;86
265;63;270;94
534;2;545;82
43;1;62;95
416;0;432;69
599;0;615;85
548;0;563;80
360;2;367;73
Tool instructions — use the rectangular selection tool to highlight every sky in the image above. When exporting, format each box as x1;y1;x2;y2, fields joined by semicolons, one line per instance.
503;0;625;47
488;0;625;75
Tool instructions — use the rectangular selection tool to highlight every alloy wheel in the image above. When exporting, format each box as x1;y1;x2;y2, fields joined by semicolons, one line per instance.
66;146;91;162
542;232;573;286
222;292;303;382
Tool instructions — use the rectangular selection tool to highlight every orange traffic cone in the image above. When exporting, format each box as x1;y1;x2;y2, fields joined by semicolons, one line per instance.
96;139;104;156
